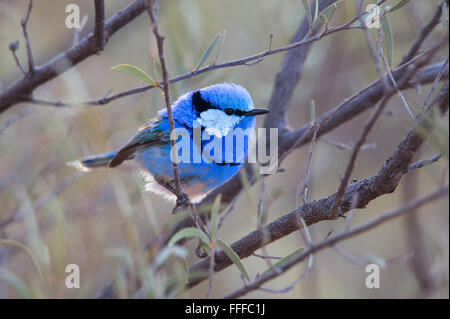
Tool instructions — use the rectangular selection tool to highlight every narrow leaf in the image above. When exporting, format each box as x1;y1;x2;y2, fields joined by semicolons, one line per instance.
320;3;336;24
0;269;30;298
153;245;188;268
381;14;394;67
0;239;45;283
111;64;155;85
168;227;210;247
301;0;312;25
310;100;316;124
260;248;304;277
390;0;410;12
196;33;221;70
312;0;319;24
217;238;250;281
210;194;222;240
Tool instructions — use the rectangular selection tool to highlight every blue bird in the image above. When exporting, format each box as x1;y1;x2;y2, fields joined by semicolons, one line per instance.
70;83;269;211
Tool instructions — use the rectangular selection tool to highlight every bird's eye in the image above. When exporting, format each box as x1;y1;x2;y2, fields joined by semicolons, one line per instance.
224;108;234;116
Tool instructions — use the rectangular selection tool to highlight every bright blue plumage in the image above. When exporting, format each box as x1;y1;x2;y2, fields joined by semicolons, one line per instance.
70;83;269;205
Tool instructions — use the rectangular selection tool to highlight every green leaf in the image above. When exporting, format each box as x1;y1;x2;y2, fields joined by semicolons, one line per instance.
196;33;221;70
153;245;188;268
310;100;316;124
312;0;319;24
260;248;304;277
168;227;210;247
389;0;410;13
314;0;343;29
0;239;45;283
210;194;222;240
319;3;336;25
217;238;250;281
381;14;394;67
111;64;155;85
0;269;31;298
301;0;312;25
104;248;134;271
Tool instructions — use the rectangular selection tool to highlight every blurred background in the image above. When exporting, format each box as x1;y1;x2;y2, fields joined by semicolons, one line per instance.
0;0;448;298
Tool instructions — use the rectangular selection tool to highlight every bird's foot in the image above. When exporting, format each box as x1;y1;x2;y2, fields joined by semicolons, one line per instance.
172;192;190;214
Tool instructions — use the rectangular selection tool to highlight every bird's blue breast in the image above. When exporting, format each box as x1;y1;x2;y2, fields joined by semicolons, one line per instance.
134;116;254;194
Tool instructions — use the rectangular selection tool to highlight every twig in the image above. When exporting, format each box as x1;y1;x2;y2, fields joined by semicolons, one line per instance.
407;153;443;173
224;186;449;298
377;27;415;120
300;125;319;204
0;0;147;113
252;253;282;260
423;57;449;109
20;0;35;74
21;0;35;73
146;0;185;212
259;217;314;294
73;15;89;46
217;193;242;230
206;240;215;299
322;138;376;151
329;95;391;218
94;0;106;50
328;25;446;219
23;12;365;107
9;41;27;76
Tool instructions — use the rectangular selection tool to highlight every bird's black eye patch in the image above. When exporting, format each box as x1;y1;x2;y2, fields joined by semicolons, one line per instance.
192;91;215;116
224;108;234;115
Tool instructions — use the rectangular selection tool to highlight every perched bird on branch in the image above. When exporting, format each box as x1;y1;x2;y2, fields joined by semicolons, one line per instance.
69;83;269;211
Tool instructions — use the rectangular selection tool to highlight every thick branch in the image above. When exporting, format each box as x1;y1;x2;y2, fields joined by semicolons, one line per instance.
0;0;146;113
94;0;106;50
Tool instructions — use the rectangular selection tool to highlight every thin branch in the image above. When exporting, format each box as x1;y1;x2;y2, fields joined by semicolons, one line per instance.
321;138;376;151
258;217;314;294
377;27;415;120
25;8;365;107
20;0;35;74
94;0;106;50
0;0;147;113
9;41;27;76
328;95;391;218
225;186;449;298
328;28;445;219
73;15;89;46
146;0;184;211
407;153;443;173
300;125;319;204
423;57;449;109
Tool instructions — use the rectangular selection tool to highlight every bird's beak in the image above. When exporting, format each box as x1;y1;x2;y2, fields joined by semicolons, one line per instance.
244;108;270;116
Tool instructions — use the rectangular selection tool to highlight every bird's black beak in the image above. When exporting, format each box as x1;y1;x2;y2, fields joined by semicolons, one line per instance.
244;108;270;116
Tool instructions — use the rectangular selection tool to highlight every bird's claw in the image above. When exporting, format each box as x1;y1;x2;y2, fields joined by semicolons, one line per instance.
171;193;190;214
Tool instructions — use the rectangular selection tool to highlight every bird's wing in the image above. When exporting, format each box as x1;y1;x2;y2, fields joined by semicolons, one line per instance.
108;117;169;167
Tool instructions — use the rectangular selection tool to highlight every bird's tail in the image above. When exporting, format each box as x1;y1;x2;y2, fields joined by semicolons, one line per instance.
67;150;117;172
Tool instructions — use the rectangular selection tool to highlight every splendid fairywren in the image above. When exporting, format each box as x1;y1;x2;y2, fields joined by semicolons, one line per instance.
70;83;269;208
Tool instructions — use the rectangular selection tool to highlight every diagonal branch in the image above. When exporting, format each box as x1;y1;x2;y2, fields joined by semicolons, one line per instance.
94;0;106;50
225;185;449;298
0;0;147;113
20;0;35;74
